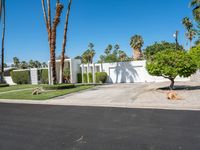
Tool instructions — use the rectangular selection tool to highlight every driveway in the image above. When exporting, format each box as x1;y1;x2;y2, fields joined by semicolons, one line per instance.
1;82;200;110
0;103;200;150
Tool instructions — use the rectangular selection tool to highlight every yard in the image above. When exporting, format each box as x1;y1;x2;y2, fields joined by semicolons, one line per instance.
0;84;94;100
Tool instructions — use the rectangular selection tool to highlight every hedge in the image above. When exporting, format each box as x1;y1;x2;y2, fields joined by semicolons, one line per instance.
77;73;93;83
42;84;75;90
95;72;107;83
77;72;107;83
0;84;9;87
41;69;48;84
77;73;82;83
11;70;30;84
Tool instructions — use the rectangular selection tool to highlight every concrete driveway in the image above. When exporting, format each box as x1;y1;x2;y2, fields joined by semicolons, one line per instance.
45;82;200;110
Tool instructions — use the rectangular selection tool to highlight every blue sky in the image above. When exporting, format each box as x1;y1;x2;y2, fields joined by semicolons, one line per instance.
5;0;193;64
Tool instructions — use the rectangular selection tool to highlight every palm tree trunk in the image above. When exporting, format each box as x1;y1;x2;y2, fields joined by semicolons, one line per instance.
51;3;63;84
42;0;63;85
1;0;5;83
61;0;72;83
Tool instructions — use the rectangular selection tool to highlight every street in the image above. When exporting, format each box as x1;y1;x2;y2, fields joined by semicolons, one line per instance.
0;103;199;150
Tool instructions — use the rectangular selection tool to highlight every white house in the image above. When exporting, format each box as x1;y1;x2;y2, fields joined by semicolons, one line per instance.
48;59;190;84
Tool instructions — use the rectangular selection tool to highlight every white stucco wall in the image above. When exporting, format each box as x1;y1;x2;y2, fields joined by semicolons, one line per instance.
81;61;190;84
101;61;190;83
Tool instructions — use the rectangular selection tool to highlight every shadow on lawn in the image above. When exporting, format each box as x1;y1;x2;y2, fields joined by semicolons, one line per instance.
158;85;200;91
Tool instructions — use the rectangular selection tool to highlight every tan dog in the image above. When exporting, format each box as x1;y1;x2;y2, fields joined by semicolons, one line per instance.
167;91;181;100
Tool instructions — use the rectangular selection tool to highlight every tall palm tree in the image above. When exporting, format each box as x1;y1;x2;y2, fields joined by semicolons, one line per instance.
186;29;197;48
182;17;193;30
0;0;5;83
61;0;72;83
41;0;64;84
130;35;144;60
182;17;196;48
190;0;200;22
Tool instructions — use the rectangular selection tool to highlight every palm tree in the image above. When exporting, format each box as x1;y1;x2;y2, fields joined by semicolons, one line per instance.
130;35;144;60
105;45;112;55
0;0;5;83
190;0;200;22
41;0;64;84
182;17;193;30
182;17;196;48
61;0;72;83
13;57;20;68
186;29;197;48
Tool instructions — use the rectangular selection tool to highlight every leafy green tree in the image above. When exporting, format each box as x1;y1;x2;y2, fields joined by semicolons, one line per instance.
143;41;184;60
146;50;197;90
130;35;144;60
190;0;200;22
189;45;200;68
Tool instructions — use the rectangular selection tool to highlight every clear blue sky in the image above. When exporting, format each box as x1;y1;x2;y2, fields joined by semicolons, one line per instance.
5;0;193;64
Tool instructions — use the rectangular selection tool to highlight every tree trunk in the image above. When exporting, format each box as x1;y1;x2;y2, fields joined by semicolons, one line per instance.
1;1;5;84
50;3;63;84
169;78;175;90
61;0;72;83
133;48;142;60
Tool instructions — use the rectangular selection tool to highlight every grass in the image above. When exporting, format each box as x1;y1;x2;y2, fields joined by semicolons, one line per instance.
0;84;42;93
0;85;94;100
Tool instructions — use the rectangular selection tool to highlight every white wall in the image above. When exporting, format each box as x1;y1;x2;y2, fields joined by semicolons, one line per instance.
82;61;190;84
70;59;82;83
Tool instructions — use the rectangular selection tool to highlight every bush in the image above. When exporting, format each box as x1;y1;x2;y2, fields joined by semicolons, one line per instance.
77;73;93;83
41;69;48;84
83;73;88;83
42;84;75;90
88;73;93;83
0;84;9;87
95;72;107;83
77;73;82;83
11;70;30;84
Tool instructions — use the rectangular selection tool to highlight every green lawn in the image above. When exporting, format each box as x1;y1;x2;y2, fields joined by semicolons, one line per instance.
0;85;94;100
0;84;42;93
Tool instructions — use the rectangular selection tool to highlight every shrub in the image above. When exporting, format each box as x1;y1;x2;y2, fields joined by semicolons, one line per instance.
11;70;30;84
96;72;107;83
42;84;75;90
146;49;197;89
77;73;82;83
83;73;88;83
0;84;9;87
41;69;48;84
88;73;93;83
